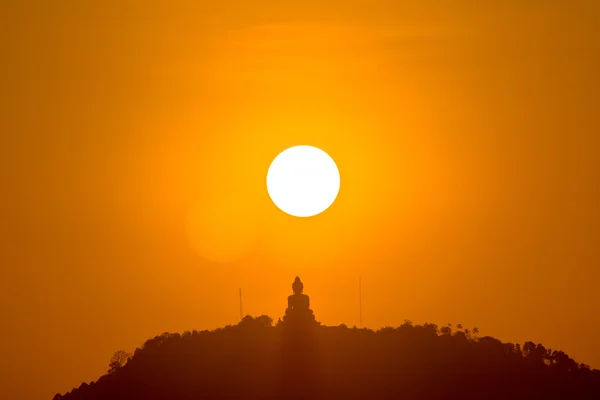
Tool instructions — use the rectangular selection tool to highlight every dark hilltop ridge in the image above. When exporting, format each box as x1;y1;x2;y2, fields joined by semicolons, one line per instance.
55;278;600;399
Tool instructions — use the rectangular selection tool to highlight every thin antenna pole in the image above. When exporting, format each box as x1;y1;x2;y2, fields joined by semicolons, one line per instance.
359;276;363;328
239;288;243;322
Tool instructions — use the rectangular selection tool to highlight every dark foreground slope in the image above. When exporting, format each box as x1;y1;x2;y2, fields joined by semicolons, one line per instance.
55;316;600;400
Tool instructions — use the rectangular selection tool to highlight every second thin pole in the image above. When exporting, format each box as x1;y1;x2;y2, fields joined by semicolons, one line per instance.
359;276;362;328
239;288;243;322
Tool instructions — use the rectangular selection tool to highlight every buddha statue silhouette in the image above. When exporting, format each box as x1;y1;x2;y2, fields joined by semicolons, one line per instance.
283;277;317;327
281;277;320;399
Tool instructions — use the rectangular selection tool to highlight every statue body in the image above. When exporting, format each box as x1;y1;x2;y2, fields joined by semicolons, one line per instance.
287;292;309;311
282;277;317;327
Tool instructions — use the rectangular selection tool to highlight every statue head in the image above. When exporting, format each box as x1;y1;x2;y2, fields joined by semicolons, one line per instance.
292;276;304;295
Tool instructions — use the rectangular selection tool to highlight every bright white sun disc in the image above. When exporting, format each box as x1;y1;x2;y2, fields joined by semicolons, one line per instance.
267;146;340;217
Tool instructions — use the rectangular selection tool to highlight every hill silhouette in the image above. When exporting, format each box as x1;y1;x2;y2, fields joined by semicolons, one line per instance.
54;279;600;399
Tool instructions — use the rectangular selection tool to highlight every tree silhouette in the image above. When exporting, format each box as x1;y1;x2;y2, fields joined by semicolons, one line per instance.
440;326;452;335
108;350;132;374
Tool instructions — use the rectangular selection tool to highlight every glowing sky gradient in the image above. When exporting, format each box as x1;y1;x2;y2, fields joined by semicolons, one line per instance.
1;1;599;399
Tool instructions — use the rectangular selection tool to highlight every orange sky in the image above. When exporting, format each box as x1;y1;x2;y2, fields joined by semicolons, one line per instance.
1;1;599;398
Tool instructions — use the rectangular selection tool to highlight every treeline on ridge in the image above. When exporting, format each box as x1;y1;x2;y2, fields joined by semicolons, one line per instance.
54;316;600;399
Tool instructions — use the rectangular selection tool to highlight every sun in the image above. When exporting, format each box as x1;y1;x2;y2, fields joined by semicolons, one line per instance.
267;146;341;218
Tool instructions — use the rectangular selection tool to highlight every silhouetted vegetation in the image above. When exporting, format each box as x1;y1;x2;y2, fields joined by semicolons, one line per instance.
107;350;132;374
54;316;600;399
